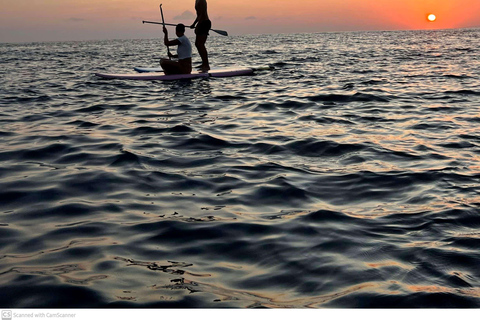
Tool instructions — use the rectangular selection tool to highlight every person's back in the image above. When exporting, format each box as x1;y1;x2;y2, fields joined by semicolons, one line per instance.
195;0;209;22
176;34;192;61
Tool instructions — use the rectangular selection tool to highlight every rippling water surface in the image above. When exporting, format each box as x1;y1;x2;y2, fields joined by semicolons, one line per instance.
1;29;480;308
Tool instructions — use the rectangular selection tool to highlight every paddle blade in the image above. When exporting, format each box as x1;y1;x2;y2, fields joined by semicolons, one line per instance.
213;29;228;36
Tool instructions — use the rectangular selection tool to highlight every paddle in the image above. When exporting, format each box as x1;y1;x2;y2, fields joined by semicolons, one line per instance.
159;4;171;59
143;20;228;36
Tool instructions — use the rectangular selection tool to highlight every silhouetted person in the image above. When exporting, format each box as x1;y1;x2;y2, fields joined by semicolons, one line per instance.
190;0;211;71
160;24;192;75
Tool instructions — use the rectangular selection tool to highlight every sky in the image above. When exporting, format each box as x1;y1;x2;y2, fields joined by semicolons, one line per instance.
1;0;480;43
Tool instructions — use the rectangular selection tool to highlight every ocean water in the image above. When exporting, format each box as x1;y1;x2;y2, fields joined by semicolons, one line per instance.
0;29;480;308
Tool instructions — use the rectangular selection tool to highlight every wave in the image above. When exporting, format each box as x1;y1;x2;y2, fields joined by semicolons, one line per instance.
1;30;480;308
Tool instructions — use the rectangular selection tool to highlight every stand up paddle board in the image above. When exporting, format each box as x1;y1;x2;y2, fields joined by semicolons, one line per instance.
133;65;273;73
95;67;256;81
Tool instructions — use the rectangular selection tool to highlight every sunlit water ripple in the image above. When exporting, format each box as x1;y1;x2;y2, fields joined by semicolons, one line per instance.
1;29;480;308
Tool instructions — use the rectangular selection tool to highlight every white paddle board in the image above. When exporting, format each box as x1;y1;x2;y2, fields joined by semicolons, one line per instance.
133;65;273;73
95;67;255;81
133;66;165;73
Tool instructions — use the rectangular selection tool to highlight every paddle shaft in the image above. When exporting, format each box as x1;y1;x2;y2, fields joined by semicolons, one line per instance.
143;20;228;36
160;4;171;59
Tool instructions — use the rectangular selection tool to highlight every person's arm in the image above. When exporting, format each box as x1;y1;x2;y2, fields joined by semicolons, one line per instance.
190;17;198;29
163;26;181;46
191;0;203;28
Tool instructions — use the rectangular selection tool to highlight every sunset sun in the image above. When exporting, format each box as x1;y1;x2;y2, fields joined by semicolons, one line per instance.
427;14;437;22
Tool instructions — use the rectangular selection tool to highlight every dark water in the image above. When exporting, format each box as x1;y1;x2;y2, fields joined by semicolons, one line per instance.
1;29;480;308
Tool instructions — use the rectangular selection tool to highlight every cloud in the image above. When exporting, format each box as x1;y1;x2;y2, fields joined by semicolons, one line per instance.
174;11;195;20
245;16;257;20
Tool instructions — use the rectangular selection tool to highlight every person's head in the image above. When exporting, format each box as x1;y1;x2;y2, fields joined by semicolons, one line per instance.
176;24;186;37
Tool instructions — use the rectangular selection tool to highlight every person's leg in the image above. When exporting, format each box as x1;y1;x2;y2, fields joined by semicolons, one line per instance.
179;58;192;74
160;59;181;75
195;34;210;70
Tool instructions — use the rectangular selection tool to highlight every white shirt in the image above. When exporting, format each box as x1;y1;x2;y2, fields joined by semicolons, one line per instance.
176;35;192;60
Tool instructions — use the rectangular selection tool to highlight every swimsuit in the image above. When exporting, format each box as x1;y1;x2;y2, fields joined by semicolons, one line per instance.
195;20;211;36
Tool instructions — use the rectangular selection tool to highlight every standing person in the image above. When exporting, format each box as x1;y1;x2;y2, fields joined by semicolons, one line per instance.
190;0;211;71
160;24;192;75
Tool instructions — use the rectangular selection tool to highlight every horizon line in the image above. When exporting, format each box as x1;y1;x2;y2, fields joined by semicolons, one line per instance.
1;26;479;45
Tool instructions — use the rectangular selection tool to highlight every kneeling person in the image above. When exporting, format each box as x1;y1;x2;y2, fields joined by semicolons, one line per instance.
160;24;192;75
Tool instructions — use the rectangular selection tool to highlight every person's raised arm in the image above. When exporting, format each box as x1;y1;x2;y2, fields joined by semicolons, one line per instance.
163;26;169;46
163;26;181;47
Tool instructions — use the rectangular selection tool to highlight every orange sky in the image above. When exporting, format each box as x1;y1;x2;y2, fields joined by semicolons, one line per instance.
1;0;479;42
